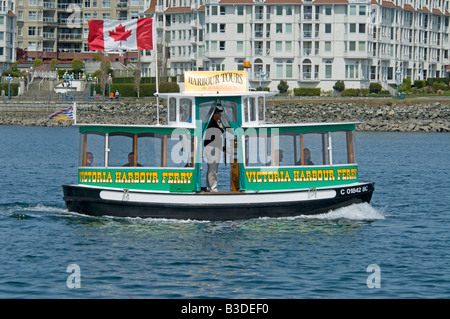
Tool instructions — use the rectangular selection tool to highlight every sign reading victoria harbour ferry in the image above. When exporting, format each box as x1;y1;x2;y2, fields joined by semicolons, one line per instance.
184;71;247;92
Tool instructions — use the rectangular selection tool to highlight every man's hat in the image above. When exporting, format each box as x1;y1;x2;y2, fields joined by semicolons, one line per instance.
215;101;223;113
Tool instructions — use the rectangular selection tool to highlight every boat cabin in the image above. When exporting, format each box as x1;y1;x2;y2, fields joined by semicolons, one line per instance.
76;71;359;194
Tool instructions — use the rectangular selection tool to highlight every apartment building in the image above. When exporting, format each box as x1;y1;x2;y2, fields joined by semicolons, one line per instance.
0;0;16;74
142;0;450;91
16;0;147;62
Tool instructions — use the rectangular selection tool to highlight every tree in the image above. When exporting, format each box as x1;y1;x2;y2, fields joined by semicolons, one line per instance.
134;54;142;98
277;80;289;94
99;56;111;96
33;59;43;68
50;58;59;71
71;58;83;72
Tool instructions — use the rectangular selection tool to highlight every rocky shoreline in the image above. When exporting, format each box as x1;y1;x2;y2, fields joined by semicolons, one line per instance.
0;98;449;132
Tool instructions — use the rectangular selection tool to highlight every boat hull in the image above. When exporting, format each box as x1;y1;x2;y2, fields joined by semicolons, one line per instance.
62;182;374;221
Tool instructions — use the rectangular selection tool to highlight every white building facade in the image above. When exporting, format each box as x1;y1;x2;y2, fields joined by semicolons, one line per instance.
142;0;450;92
0;0;16;75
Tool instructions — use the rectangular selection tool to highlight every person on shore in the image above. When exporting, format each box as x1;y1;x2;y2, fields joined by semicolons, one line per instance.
203;105;225;192
123;152;143;167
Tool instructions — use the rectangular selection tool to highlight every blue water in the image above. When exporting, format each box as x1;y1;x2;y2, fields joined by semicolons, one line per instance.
0;126;449;299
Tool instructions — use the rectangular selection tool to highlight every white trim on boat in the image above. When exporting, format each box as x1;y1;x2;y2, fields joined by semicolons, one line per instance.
99;188;337;205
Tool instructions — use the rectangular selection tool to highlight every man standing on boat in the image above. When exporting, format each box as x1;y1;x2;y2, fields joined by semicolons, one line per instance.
204;104;225;192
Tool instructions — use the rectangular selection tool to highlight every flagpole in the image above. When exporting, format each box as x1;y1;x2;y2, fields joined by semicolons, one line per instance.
154;13;160;125
73;102;77;125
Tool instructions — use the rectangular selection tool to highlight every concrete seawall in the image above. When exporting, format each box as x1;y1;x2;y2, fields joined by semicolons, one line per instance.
0;98;449;132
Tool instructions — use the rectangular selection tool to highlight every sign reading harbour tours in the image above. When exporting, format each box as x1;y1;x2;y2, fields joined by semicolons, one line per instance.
184;71;247;92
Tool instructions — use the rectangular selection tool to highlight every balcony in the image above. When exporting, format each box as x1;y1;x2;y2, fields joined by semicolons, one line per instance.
58;33;82;41
43;17;57;23
299;72;319;82
43;32;56;39
118;1;128;9
43;1;56;9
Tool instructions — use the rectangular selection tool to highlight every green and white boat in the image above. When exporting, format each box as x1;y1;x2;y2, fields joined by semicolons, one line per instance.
63;71;374;220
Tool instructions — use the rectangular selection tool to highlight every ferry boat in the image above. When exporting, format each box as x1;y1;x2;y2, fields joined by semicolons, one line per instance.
63;71;374;221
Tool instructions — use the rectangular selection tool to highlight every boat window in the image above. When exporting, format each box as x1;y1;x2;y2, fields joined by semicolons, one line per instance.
108;133;136;167
249;98;256;121
199;100;216;123
298;133;329;166
258;96;265;122
79;132;105;167
330;130;356;164
243;98;249;122
137;133;162;167
244;128;270;166
166;132;194;167
179;98;193;123
169;97;177;122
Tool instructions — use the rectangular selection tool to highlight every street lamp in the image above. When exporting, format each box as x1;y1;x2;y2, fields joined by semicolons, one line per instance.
70;73;74;100
88;75;92;101
63;71;69;100
396;69;401;98
6;74;12;100
259;72;267;91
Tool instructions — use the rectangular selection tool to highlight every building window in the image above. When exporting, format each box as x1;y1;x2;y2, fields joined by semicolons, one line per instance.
28;27;36;36
359;41;365;51
325;24;331;33
359;23;365;34
324;41;331;52
349;41;356;51
237;24;243;33
219;41;225;51
237;41;243;52
28;11;37;21
325;60;332;78
286;60;293;78
285;41;292;52
349;23;356;33
286;23;292;34
276;24;282;33
276;41;282;52
359;5;366;16
276;60;283;78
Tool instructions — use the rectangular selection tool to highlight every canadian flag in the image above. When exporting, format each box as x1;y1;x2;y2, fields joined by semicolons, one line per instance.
88;17;153;51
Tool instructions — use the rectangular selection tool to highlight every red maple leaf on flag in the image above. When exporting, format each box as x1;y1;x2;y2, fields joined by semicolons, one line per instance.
108;24;132;46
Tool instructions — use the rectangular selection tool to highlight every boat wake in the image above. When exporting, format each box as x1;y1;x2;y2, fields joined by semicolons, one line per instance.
0;203;69;219
297;202;384;221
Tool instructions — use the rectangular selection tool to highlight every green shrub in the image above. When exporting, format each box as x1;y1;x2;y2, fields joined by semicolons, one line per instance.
341;88;361;97
426;77;450;86
333;80;345;92
0;83;19;96
414;80;426;89
277;80;289;94
293;88;321;96
369;82;382;94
